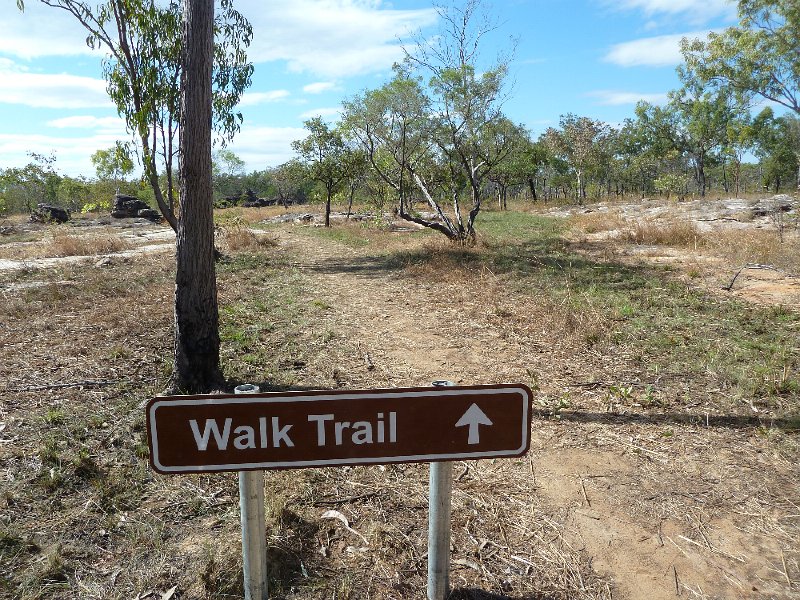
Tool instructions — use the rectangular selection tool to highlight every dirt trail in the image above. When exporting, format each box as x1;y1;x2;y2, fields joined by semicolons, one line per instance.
276;227;798;600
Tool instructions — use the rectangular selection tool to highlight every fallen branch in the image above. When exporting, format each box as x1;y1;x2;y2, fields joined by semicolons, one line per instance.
723;263;782;291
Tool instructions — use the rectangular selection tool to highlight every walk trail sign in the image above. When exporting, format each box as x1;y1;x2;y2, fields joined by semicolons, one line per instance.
146;384;532;474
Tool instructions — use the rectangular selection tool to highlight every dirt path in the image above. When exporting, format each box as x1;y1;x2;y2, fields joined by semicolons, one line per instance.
275;227;799;600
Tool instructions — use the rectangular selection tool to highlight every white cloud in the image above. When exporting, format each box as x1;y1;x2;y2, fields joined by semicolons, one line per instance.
0;131;131;177
603;31;714;67
3;1;437;81
237;0;438;77
298;107;342;120
239;90;291;106
47;115;127;131
586;90;668;105
606;0;735;24
0;2;102;59
303;81;337;94
226;126;307;170
0;69;111;109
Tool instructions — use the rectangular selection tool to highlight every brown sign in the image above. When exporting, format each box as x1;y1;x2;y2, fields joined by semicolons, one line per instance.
146;384;532;474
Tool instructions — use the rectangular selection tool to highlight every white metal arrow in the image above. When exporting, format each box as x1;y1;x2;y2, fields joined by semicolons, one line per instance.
455;403;493;444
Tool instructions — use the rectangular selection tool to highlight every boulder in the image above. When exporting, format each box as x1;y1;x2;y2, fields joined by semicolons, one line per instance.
111;194;160;222
30;203;70;224
137;208;162;222
752;196;794;218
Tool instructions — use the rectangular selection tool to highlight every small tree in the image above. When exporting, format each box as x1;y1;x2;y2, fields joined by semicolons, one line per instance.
486;120;531;209
342;66;431;223
57;177;92;212
211;148;246;200
403;0;516;243
343;0;516;243
544;114;610;203
293;117;352;227
752;108;800;192
654;172;690;200
270;160;307;208
91;141;134;187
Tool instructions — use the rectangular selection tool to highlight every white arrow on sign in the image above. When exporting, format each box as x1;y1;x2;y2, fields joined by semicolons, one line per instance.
455;403;493;444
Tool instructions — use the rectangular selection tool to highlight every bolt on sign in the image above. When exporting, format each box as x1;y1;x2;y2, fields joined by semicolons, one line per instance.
146;384;532;474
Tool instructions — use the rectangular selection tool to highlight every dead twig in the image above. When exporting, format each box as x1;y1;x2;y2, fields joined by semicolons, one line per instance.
781;548;792;587
580;477;591;507
723;263;782;291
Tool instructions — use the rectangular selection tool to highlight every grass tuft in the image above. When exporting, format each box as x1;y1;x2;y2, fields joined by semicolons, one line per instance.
49;229;132;257
624;219;704;248
217;221;277;252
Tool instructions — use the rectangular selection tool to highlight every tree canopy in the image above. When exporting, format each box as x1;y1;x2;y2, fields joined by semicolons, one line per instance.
681;0;799;115
39;0;253;231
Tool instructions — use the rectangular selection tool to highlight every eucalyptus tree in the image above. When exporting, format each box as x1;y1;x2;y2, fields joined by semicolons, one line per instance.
721;110;756;194
406;0;512;243
752;108;800;191
171;0;225;392
486;120;532;209
270;160;307;208
341;145;369;218
38;0;253;232
614;118;660;198
544;114;611;202
397;0;516;243
681;0;799;117
211;148;246;199
0;152;61;213
519;139;550;202
32;0;253;392
342;0;514;242
634;78;746;197
342;67;435;226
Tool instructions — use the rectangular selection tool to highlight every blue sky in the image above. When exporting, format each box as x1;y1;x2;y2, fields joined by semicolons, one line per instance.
0;0;739;177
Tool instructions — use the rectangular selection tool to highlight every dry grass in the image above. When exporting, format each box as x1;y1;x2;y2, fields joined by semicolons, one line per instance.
215;205;303;225
569;210;629;234
623;219;705;248
48;229;133;257
570;212;707;250
707;228;800;273
217;223;277;252
0;228;134;260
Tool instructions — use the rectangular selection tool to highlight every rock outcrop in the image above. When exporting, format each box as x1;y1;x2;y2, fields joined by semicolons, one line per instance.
30;204;70;223
111;194;162;222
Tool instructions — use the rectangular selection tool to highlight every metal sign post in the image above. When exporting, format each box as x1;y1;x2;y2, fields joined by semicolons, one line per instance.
234;384;268;600
427;380;454;600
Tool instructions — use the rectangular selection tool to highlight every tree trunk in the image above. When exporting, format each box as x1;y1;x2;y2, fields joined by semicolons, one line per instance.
325;189;332;227
172;0;223;393
346;184;355;219
722;159;729;193
696;155;706;197
527;177;537;203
